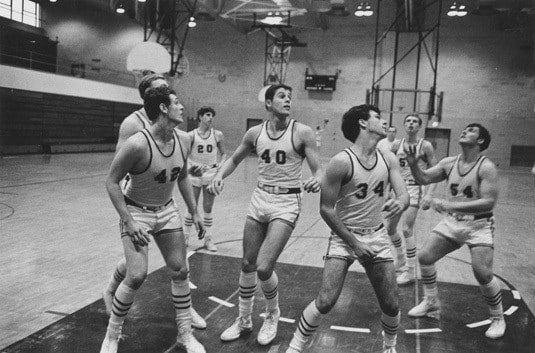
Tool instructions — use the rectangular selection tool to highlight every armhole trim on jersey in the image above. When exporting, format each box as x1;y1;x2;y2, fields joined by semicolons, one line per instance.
446;155;460;180
377;149;391;180
395;138;405;154
342;149;354;186
348;147;378;171
290;120;305;157
131;130;152;175
175;130;187;162
134;110;149;129
190;131;195;149
254;122;265;150
475;155;487;185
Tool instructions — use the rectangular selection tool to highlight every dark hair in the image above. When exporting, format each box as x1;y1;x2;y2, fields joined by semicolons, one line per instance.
466;123;491;151
264;84;292;110
197;106;216;120
404;114;422;126
138;73;166;99
341;104;381;143
143;86;176;121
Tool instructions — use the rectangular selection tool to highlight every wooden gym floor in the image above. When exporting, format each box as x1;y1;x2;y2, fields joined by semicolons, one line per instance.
0;152;534;352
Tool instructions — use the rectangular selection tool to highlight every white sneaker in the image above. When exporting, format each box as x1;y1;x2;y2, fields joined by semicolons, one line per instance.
99;325;121;353
176;326;206;353
102;290;114;316
383;346;397;353
396;268;415;286
286;334;308;353
257;308;280;345
220;316;253;341
394;258;406;273
204;237;218;252
485;317;506;339
382;331;397;353
191;307;207;329
408;297;441;319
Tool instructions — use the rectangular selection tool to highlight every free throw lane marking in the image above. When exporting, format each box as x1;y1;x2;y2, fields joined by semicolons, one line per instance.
466;320;492;328
189;281;197;290
259;313;295;323
405;328;442;334
208;296;234;308
330;325;371;333
504;306;518;316
512;290;521;300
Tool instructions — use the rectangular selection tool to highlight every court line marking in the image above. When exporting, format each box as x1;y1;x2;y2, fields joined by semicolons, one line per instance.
504;306;518;316
204;289;239;320
189;281;197;290
208;296;235;308
259;313;295;324
330;325;370;333
405;328;442;334
512;290;521;300
44;310;69;316
466;320;492;328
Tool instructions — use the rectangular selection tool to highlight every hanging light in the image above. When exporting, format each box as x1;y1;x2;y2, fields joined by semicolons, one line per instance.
457;4;468;16
188;16;197;28
116;4;125;14
363;2;373;17
355;2;373;17
354;3;364;17
138;0;146;2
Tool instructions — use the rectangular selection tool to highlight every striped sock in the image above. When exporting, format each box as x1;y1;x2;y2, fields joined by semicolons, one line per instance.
203;213;213;238
404;231;416;270
239;271;257;319
420;264;438;298
480;277;503;318
184;213;193;236
172;279;192;330
381;311;400;347
390;232;405;266
110;282;136;326
106;259;126;295
293;301;322;345
261;271;279;312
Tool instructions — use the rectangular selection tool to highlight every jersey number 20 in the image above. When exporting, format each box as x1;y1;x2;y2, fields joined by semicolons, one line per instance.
197;145;213;153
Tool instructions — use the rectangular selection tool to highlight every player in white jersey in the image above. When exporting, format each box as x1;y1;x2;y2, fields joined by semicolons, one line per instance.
286;105;408;353
102;74;206;329
184;107;227;252
377;125;397;153
387;114;437;285
208;84;322;346
405;123;505;339
99;87;205;353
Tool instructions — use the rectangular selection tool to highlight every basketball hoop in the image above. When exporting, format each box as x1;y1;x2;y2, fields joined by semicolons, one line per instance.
127;41;171;85
258;85;271;102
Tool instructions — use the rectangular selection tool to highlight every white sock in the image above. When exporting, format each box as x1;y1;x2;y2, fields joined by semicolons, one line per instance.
381;311;400;347
260;271;279;312
110;282;137;327
292;301;322;346
238;271;257;319
172;279;192;330
184;213;193;237
480;277;503;318
420;264;438;298
203;212;213;239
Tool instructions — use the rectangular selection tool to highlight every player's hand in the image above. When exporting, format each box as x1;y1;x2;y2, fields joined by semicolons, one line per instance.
351;240;377;261
405;144;420;166
189;165;204;177
421;194;432;210
302;176;320;193
208;176;224;195
192;212;205;240
382;198;404;219
431;198;451;213
122;219;151;246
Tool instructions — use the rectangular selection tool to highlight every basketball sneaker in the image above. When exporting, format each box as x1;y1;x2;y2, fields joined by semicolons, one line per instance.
176;326;206;353
286;333;308;353
204;237;218;252
257;308;280;345
191;307;207;329
408;296;441;319
99;324;122;353
220;316;253;341
396;267;415;285
485;317;506;339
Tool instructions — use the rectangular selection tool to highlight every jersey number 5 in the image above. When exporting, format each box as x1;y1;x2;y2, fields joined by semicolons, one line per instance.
260;149;286;164
154;167;181;183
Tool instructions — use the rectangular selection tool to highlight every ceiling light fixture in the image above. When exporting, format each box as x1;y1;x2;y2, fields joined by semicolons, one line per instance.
188;16;197;28
116;4;125;14
355;2;373;17
447;2;468;17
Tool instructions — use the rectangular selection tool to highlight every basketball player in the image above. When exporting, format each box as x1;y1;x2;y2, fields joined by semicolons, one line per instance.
99;86;205;353
208;84;322;346
286;104;409;353
183;107;227;252
387;114;437;285
377;125;397;153
102;73;206;329
405;123;505;339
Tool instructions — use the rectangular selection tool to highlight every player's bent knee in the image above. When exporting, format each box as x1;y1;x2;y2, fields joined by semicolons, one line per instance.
256;267;274;281
315;294;336;314
168;266;188;281
241;260;257;273
126;272;147;289
418;251;435;266
473;267;493;285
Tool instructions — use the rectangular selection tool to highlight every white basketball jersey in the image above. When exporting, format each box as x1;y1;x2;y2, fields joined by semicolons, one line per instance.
255;119;304;188
189;128;218;166
124;129;186;206
396;138;425;185
336;148;390;229
447;155;487;216
130;108;151;129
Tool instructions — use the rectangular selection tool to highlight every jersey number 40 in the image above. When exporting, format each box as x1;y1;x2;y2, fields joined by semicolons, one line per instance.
260;149;286;164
